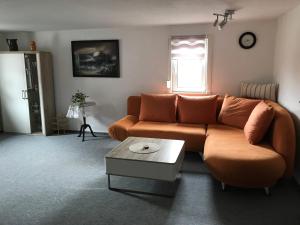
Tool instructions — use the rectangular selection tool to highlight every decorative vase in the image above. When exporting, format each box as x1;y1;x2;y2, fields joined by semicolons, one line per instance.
30;41;37;51
6;39;18;51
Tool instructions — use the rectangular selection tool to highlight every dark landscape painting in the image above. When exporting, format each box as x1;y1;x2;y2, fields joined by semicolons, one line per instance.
71;40;120;77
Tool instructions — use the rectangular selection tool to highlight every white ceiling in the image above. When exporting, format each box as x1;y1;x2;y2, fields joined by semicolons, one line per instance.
0;0;299;31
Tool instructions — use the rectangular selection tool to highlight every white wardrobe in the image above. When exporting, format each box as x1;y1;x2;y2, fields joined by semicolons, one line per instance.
0;52;55;135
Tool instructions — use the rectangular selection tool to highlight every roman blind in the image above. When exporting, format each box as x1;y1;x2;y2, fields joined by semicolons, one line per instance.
171;35;208;92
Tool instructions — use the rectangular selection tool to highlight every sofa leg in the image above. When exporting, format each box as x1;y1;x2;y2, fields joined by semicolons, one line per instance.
221;182;226;191
264;187;270;196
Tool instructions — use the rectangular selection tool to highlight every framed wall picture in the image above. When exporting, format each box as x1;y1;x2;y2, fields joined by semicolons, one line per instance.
71;40;120;77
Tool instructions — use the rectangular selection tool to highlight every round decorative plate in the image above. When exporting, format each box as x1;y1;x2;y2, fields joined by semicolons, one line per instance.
129;142;160;154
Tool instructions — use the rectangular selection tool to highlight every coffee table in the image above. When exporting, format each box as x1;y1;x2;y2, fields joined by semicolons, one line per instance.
105;137;185;197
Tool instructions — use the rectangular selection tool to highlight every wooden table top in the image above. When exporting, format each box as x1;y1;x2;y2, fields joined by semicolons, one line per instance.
105;137;185;164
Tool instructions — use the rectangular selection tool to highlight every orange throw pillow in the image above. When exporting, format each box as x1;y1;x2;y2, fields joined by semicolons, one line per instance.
177;95;218;124
218;95;260;129
139;94;177;123
244;101;275;144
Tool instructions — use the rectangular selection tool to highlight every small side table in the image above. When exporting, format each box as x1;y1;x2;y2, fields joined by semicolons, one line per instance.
66;101;97;142
78;102;97;142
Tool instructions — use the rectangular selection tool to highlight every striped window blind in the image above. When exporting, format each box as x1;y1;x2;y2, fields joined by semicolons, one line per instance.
240;82;278;102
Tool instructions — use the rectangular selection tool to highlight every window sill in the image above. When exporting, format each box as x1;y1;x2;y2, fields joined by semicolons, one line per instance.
171;90;209;95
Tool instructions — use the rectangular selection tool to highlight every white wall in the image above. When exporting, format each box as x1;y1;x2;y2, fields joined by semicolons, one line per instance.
274;4;300;181
34;27;170;132
33;19;277;132
170;21;277;95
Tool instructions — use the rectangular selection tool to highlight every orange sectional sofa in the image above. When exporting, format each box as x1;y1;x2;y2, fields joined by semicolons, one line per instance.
108;95;296;190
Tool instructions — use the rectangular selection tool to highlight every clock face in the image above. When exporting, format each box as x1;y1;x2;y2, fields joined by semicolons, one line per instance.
239;32;256;49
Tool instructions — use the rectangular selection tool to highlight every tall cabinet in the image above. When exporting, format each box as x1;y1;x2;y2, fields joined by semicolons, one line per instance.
0;51;55;135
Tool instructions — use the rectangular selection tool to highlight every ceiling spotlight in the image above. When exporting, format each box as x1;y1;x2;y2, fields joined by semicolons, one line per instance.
218;17;227;30
213;9;235;30
225;9;235;20
213;15;219;27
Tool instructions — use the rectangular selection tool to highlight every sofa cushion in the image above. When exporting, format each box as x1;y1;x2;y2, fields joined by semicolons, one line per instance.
177;95;218;124
127;96;141;117
204;124;286;187
139;94;177;123
244;101;275;144
218;95;260;129
128;121;206;152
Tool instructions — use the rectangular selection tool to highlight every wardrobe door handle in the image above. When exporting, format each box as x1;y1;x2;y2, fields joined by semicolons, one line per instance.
24;90;28;99
21;90;28;99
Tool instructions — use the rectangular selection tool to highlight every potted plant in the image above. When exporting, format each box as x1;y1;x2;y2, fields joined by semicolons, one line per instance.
71;90;89;107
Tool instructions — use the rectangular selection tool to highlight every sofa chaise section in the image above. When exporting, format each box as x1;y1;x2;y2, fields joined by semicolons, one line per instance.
204;124;286;188
204;100;295;188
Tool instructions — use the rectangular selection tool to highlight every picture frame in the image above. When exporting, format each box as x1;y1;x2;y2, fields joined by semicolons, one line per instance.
71;40;120;77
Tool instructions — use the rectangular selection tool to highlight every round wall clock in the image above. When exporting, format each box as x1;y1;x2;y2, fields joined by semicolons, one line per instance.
239;32;256;49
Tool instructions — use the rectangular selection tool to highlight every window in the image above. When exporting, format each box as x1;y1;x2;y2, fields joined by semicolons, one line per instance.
170;36;209;93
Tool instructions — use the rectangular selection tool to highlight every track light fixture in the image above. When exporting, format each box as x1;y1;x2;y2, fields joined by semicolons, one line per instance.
218;17;227;30
213;15;219;27
213;9;235;30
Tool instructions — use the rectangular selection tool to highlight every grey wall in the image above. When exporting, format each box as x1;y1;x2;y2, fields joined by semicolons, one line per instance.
274;4;300;182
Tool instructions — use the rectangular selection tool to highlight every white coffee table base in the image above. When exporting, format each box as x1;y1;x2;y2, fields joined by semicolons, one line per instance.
105;137;185;197
107;174;180;197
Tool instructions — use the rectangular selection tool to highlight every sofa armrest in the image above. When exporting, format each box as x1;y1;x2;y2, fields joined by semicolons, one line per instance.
266;101;296;177
108;115;139;141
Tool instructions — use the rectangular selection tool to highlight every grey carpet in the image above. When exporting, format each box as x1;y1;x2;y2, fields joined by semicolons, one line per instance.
0;133;299;225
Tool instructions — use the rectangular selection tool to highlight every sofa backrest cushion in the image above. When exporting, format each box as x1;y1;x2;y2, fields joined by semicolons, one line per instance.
139;94;177;122
244;101;275;144
127;96;141;117
218;95;260;129
216;96;224;117
177;95;218;124
128;94;224;119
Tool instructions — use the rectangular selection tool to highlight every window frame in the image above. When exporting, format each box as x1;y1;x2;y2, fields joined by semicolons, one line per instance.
169;35;212;94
